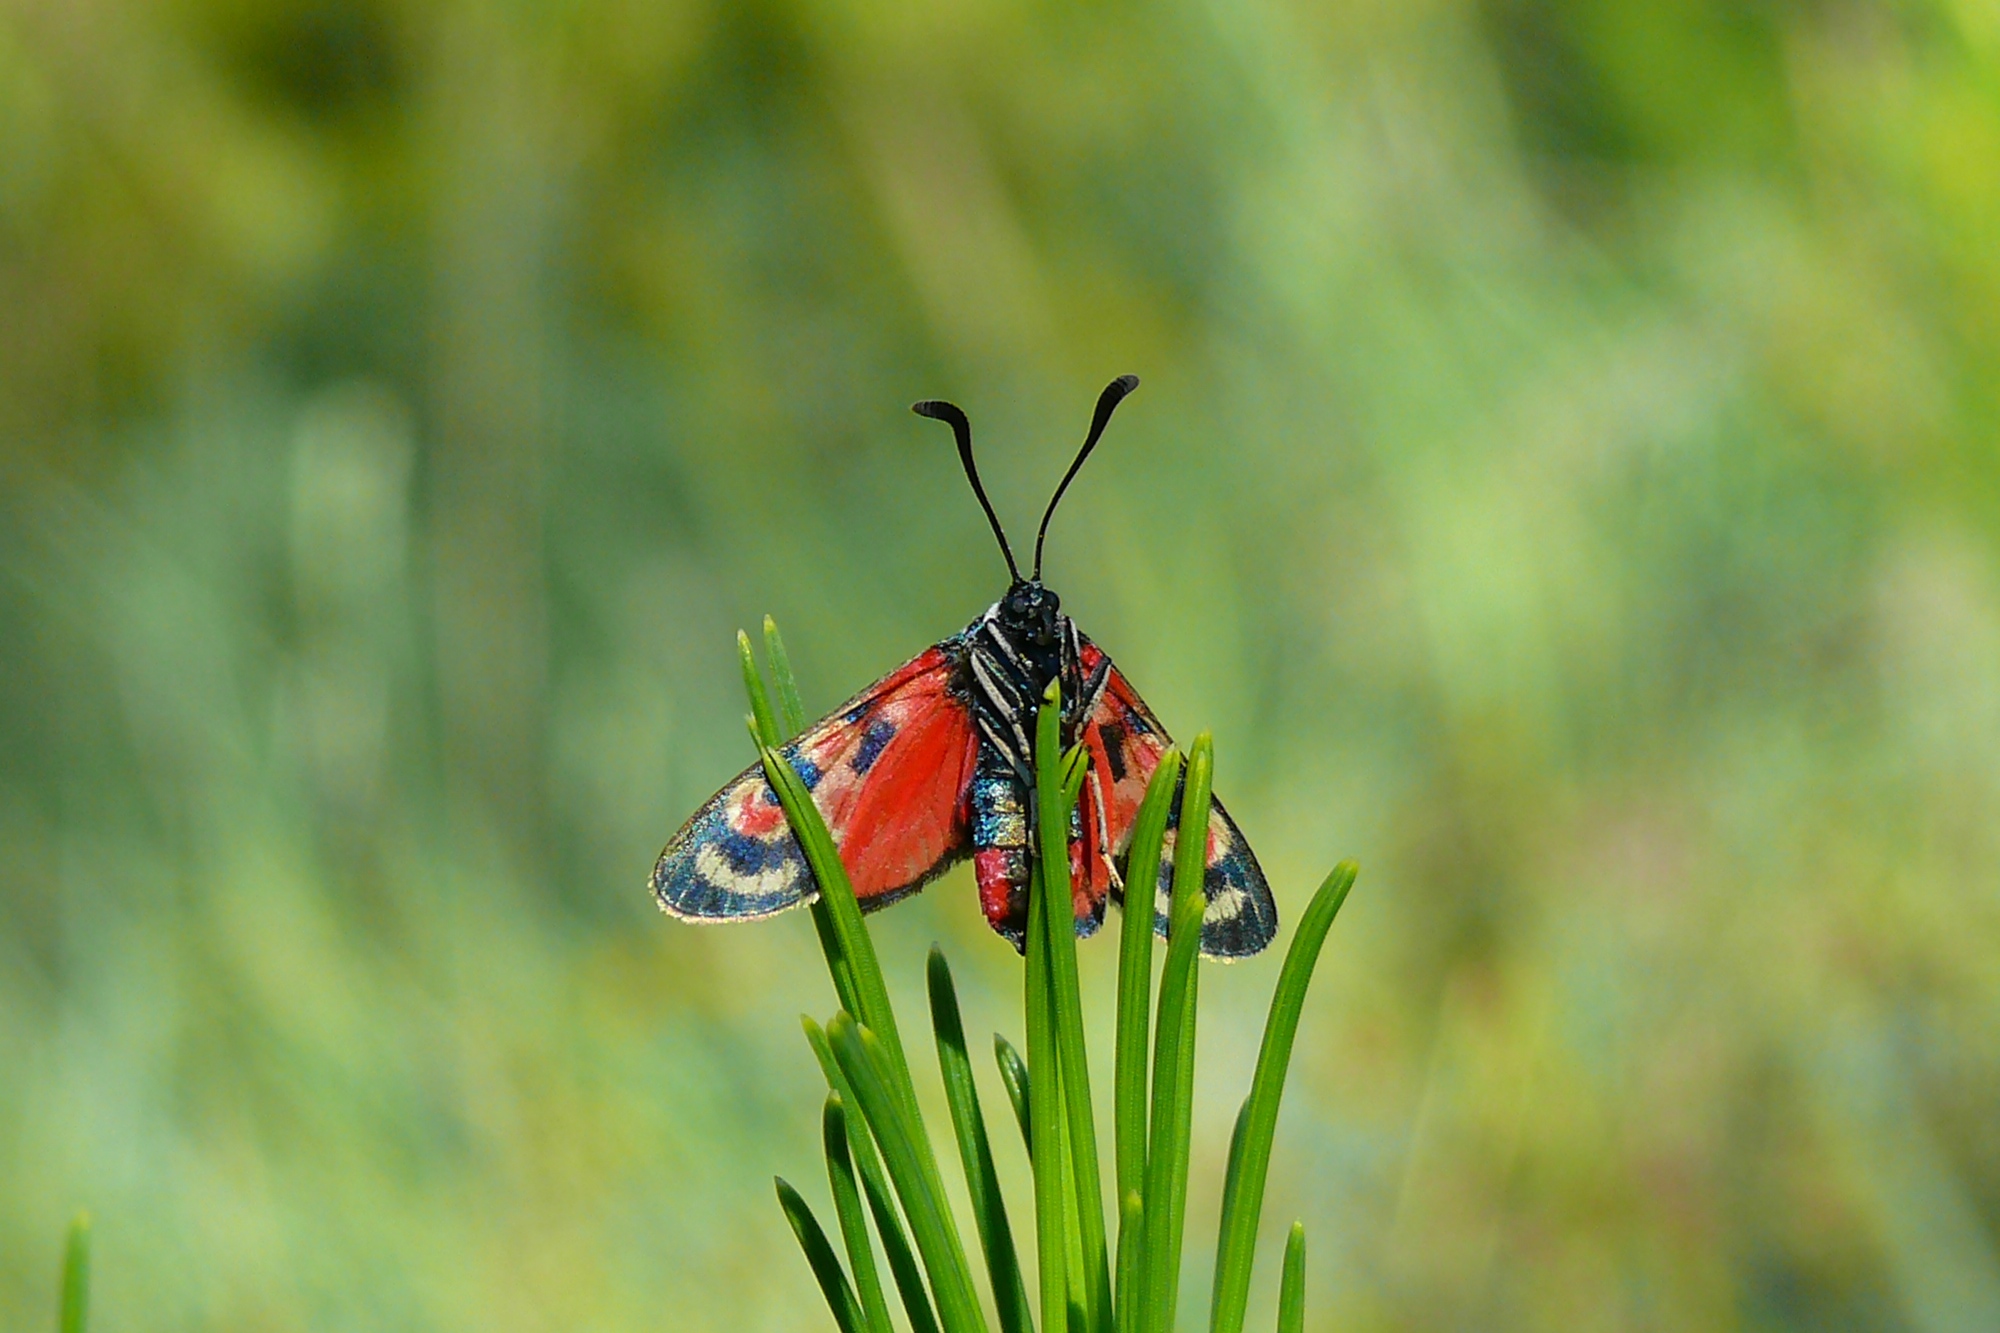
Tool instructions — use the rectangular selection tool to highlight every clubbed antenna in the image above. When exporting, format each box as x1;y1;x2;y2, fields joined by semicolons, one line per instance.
914;397;1022;583
1033;375;1139;579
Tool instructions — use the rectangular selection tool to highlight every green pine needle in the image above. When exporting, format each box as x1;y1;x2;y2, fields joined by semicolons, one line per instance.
825;1095;896;1333
1024;860;1070;1333
757;743;912;1108
1113;750;1182;1272
929;948;1034;1333
763;615;808;735
1032;681;1113;1333
1276;1223;1306;1333
777;1177;867;1333
828;1014;991;1333
60;1212;90;1333
1209;862;1357;1333
994;1035;1033;1158
1114;1190;1144;1333
1141;733;1214;1333
740;630;781;751
748;629;861;1018
803;1017;941;1333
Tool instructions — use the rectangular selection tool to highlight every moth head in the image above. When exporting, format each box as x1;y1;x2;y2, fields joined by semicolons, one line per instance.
999;579;1063;647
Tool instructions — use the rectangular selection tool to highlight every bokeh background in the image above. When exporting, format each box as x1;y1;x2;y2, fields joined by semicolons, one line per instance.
4;0;1999;1328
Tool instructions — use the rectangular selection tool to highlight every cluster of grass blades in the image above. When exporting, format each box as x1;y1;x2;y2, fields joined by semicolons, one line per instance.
742;620;1358;1333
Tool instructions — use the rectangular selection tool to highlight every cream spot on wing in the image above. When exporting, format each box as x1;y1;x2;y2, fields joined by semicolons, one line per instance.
695;844;802;899
1203;885;1246;922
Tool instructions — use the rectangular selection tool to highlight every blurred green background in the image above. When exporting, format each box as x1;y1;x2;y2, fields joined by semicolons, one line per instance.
4;0;1999;1328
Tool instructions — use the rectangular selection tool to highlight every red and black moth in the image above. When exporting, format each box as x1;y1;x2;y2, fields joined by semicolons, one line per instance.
651;376;1277;957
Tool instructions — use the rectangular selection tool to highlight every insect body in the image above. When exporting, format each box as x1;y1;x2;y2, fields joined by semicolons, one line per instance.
652;377;1277;957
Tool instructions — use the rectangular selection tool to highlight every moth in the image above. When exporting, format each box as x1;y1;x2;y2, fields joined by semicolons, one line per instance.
652;376;1277;957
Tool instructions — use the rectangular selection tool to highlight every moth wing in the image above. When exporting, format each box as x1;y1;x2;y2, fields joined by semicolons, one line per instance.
1076;637;1279;958
652;645;979;922
805;648;981;906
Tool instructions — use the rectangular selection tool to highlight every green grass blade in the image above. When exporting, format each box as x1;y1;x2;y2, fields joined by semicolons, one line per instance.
1143;733;1215;1333
1114;751;1181;1277
829;1014;992;1333
805;1018;943;1333
764;615;808;736
826;1095;896;1333
1025;865;1070;1333
60;1212;89;1333
929;948;1035;1333
995;1034;1033;1158
740;630;782;748
776;1177;867;1333
1275;1224;1305;1333
1208;862;1357;1333
1033;682;1112;1333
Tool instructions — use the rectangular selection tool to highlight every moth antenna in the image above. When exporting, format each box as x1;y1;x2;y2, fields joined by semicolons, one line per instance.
914;397;1022;583
1032;374;1139;579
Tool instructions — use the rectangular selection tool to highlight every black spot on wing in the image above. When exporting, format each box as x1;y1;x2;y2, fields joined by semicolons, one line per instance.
851;718;897;774
1099;722;1128;781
